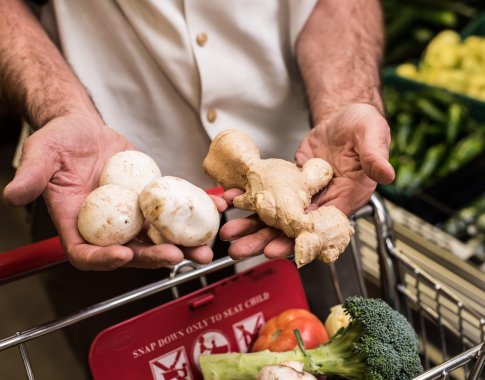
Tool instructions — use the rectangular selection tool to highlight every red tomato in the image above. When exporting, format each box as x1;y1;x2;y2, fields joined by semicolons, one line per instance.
251;308;329;352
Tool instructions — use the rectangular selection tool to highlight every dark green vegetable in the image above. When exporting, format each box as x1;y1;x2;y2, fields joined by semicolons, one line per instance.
420;87;459;107
415;97;447;123
395;159;418;190
439;133;485;175
416;144;446;184
396;113;413;153
405;123;428;157
384;85;485;194
446;103;466;144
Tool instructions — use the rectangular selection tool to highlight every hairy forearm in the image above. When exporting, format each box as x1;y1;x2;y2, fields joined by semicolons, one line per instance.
0;0;98;129
296;0;385;124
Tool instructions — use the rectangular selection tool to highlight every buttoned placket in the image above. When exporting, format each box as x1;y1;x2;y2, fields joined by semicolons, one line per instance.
185;2;224;137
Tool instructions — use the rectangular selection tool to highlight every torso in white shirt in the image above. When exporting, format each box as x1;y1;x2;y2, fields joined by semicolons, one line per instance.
40;0;317;188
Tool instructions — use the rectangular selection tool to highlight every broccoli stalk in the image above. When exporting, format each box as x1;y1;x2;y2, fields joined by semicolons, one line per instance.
199;296;423;380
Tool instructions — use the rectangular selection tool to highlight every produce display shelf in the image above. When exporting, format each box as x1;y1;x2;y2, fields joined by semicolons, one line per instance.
379;13;485;226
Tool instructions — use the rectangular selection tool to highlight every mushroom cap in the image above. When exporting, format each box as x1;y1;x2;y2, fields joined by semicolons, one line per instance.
139;176;220;247
78;184;144;246
99;150;162;194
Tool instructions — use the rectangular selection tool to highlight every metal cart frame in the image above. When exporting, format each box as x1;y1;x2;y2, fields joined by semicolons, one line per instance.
0;194;483;379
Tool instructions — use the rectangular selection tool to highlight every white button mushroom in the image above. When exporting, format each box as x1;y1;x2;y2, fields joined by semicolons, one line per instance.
77;184;144;246
139;176;220;247
99;150;162;194
257;362;317;380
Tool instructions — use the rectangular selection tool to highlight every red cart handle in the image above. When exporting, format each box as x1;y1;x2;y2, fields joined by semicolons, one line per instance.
0;186;225;282
0;236;66;281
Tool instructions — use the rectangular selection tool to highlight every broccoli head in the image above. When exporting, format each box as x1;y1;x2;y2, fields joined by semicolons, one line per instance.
324;296;424;379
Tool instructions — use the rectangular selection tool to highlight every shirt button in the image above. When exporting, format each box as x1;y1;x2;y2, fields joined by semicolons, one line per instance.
196;33;208;47
207;108;217;123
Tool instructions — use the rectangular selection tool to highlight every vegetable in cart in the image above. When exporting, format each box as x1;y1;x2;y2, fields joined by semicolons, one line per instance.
251;308;328;353
199;296;423;380
324;304;351;337
257;361;316;380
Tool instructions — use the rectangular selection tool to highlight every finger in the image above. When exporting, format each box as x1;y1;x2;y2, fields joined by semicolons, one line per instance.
67;244;134;271
361;154;395;184
222;188;244;206
3;137;57;206
209;194;228;212
264;236;294;259
356;113;395;185
228;227;281;259
182;245;214;264
219;215;265;241
122;241;185;269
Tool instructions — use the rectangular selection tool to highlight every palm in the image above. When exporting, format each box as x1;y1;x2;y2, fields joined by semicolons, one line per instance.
5;116;136;267
38;117;133;252
296;103;394;216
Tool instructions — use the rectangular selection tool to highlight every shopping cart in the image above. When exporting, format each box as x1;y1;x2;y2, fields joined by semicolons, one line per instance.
0;193;483;379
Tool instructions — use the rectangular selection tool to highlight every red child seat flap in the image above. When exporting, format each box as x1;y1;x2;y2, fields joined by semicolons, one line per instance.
89;258;309;380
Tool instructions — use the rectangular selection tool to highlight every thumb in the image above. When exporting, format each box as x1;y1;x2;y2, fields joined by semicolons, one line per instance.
3;139;57;206
357;112;395;185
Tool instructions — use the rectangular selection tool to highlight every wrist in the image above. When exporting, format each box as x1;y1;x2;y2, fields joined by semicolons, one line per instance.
31;84;102;130
311;97;384;126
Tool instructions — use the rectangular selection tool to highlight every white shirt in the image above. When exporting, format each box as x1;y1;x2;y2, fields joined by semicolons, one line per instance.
39;0;317;188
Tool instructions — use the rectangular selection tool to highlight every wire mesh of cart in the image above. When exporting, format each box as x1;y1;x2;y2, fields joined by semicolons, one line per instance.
0;193;483;379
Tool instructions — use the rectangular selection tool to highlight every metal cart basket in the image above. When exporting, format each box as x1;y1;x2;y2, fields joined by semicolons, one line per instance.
0;194;483;379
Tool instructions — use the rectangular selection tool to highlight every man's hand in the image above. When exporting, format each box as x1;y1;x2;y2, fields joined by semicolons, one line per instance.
3;115;227;270
220;104;394;260
296;103;395;216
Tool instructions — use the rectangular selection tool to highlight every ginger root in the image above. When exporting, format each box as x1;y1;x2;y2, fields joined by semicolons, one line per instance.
203;129;354;267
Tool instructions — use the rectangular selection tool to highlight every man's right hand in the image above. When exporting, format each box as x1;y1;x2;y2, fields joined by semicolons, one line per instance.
3;115;224;270
2;1;227;270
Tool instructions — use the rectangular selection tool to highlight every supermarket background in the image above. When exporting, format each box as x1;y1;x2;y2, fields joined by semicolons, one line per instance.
1;1;485;379
380;1;485;270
